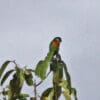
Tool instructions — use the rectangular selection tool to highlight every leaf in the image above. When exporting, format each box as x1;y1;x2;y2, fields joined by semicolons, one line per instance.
16;68;25;87
59;79;71;100
40;88;53;100
59;79;68;89
35;50;55;80
24;69;34;85
24;73;34;86
24;69;35;75
52;60;63;83
62;90;71;100
2;89;8;95
0;60;11;78
35;60;48;80
9;67;25;96
62;61;72;94
30;97;37;100
49;89;54;100
10;93;29;100
41;97;48;100
71;88;77;100
60;80;71;100
17;93;29;98
52;62;63;99
1;69;14;85
8;69;25;99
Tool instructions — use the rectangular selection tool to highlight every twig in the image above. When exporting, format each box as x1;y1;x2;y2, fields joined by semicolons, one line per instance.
36;71;51;87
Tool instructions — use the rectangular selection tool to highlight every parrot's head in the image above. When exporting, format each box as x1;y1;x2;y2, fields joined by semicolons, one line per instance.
51;37;62;47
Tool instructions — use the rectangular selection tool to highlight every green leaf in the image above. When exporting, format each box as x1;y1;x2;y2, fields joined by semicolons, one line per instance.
24;73;34;86
71;88;77;100
30;97;37;100
60;80;71;100
62;90;71;100
49;89;54;100
24;69;35;75
16;68;25;87
59;79;71;100
52;61;63;83
8;68;25;99
8;67;25;96
35;60;48;80
0;60;11;78
41;97;48;100
1;69;14;85
40;88;53;100
10;93;29;100
35;51;55;80
59;79;68;89
52;64;62;99
24;69;34;85
17;93;29;98
62;61;72;94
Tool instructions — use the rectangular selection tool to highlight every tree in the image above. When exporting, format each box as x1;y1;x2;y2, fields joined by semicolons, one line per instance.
0;37;77;100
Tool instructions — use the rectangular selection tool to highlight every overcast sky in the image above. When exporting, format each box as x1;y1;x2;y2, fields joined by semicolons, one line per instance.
0;0;100;100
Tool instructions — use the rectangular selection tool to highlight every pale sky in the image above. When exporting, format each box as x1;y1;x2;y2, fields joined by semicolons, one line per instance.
0;0;100;100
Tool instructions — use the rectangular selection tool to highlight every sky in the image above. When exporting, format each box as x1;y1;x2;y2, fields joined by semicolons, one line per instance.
0;0;100;100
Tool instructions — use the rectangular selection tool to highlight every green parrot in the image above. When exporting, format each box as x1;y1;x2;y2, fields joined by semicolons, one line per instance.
49;37;62;55
35;37;62;80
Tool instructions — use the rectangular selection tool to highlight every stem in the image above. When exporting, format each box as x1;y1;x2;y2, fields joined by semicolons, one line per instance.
34;81;37;98
61;61;72;94
36;71;51;87
53;83;58;100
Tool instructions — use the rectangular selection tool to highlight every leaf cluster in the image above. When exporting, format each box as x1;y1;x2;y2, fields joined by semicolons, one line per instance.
0;37;77;100
0;61;34;100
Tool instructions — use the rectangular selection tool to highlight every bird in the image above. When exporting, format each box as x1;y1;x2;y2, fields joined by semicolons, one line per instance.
49;37;62;55
35;37;62;80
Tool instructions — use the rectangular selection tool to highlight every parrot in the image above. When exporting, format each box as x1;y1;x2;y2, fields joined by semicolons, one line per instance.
35;37;62;80
49;37;62;55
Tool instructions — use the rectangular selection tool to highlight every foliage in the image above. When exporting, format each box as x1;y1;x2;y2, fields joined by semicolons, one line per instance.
0;37;77;100
0;61;34;100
